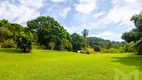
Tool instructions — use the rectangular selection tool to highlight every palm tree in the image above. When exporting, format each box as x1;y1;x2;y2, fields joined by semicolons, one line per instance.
81;29;89;38
81;29;89;54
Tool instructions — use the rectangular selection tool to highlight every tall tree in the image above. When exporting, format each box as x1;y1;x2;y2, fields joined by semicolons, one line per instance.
81;29;89;50
27;16;72;51
81;29;89;38
71;33;85;51
122;12;142;55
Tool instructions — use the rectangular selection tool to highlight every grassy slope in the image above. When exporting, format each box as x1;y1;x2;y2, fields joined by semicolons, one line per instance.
0;48;142;80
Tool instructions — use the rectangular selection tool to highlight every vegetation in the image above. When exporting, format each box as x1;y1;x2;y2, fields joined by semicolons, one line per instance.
0;19;31;52
16;31;33;53
0;17;85;53
0;12;142;54
71;33;85;52
48;42;56;50
122;12;142;55
91;45;101;52
87;37;133;53
27;16;72;51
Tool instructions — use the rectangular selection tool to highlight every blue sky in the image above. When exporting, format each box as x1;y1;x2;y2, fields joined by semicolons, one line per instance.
0;0;142;41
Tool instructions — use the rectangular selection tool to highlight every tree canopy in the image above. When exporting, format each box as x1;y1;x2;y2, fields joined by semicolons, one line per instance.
122;12;142;55
27;16;72;51
0;19;33;53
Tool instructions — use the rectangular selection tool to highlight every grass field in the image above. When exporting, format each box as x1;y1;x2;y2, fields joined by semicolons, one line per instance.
0;48;142;80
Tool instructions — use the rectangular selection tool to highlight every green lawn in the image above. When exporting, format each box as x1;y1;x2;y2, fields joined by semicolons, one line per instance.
0;48;142;80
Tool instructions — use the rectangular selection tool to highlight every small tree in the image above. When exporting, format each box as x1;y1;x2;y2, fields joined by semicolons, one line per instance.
49;42;55;50
71;33;86;52
17;31;33;53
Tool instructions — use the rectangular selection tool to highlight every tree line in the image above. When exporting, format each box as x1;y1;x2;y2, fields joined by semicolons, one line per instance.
0;11;142;55
0;16;86;53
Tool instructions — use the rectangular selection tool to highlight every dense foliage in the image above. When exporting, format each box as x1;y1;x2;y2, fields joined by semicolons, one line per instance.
122;12;142;55
16;31;33;53
0;15;137;54
71;33;86;52
87;37;124;49
0;16;87;53
87;37;134;53
27;16;73;51
0;19;32;52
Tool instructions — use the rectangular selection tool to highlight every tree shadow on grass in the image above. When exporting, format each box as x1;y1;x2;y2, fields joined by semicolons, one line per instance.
111;54;142;71
0;48;23;54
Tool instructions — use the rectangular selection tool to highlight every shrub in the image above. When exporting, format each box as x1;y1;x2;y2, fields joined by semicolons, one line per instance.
91;45;101;52
40;45;47;49
119;47;125;53
124;42;134;52
108;48;120;53
101;48;109;53
32;43;41;49
1;39;16;48
101;48;120;53
86;48;94;54
80;48;94;54
16;32;33;53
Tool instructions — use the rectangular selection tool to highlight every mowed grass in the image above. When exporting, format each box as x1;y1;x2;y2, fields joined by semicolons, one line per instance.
0;48;142;80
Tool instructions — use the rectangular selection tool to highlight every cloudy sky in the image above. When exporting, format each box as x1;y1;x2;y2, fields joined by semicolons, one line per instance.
0;0;142;41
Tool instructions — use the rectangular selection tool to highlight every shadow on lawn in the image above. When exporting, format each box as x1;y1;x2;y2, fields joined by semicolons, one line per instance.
0;48;23;54
111;54;142;71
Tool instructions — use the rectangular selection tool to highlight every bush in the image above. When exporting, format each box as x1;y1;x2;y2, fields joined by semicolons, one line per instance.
101;48;120;53
80;48;94;54
119;47;125;53
101;48;109;53
40;45;47;49
108;48;120;53
1;39;16;48
86;48;94;54
32;43;41;49
16;32;33;53
91;45;101;52
124;42;134;52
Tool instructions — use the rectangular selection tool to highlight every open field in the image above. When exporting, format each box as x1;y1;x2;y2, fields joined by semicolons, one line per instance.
0;48;142;80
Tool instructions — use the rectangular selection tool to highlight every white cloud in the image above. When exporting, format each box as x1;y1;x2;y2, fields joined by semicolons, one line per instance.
71;0;142;41
94;12;106;18
75;0;97;14
65;26;82;34
20;0;44;9
0;1;40;25
100;0;141;27
125;0;135;3
90;0;142;41
15;6;40;24
90;31;123;41
59;7;71;18
50;0;66;3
